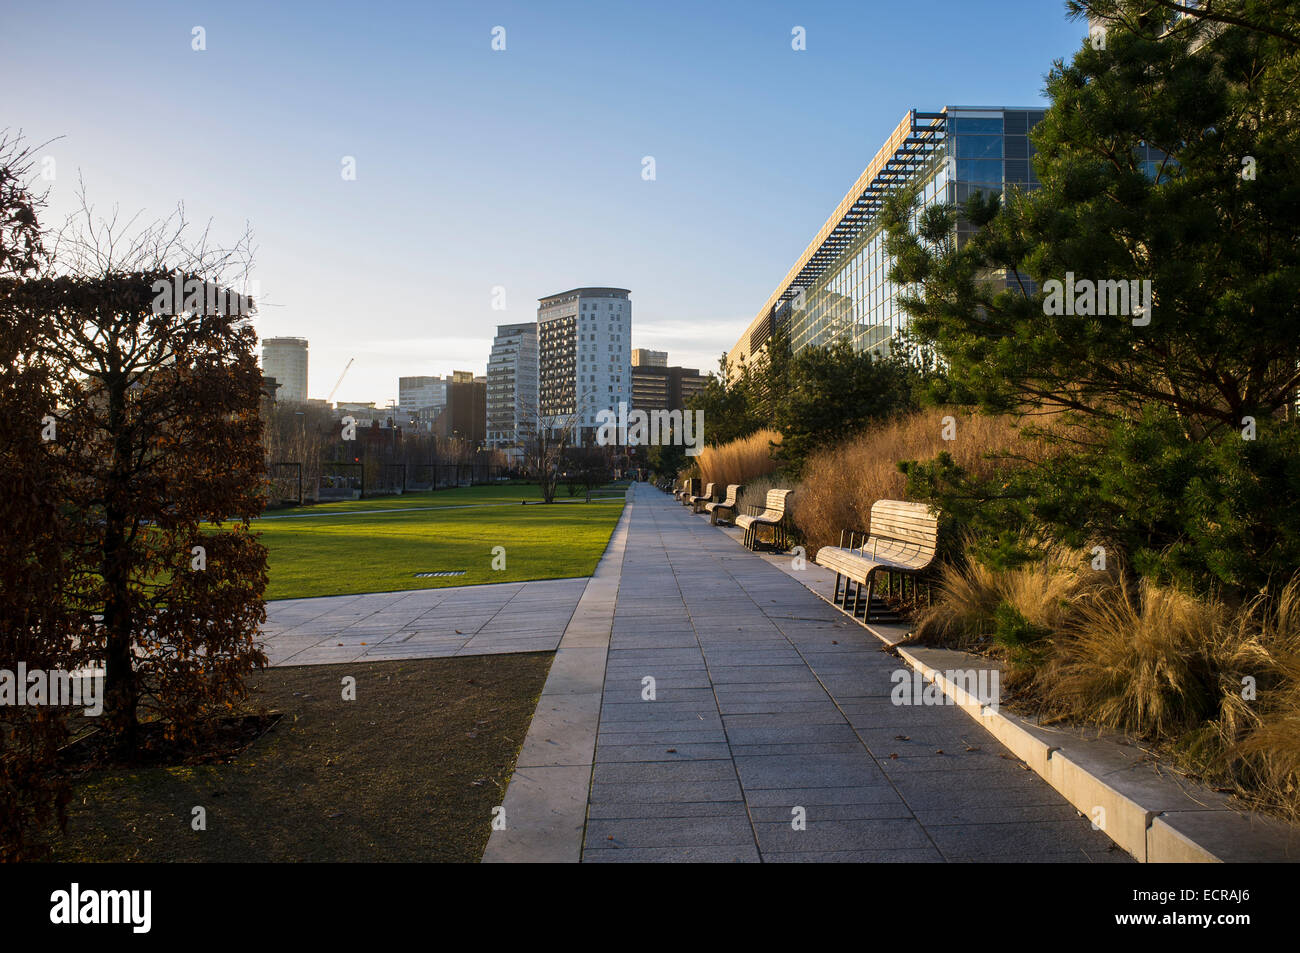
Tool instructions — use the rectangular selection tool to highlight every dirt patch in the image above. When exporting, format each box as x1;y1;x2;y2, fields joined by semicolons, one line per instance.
53;653;553;862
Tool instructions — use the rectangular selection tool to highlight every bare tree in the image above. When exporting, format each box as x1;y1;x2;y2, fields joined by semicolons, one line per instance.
520;399;579;504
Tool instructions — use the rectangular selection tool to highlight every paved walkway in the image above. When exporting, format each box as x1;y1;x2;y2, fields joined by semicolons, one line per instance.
501;483;1126;863
260;577;589;666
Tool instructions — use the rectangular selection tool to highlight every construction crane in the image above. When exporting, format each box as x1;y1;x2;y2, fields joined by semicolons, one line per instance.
326;357;354;405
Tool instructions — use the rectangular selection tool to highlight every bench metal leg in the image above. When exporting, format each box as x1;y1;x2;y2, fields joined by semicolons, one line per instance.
833;573;842;605
863;574;876;622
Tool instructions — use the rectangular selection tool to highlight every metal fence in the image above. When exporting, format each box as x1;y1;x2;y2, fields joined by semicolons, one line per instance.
268;461;507;503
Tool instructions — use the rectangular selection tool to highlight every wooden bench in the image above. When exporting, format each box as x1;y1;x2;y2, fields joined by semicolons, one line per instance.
673;478;698;502
705;483;743;526
814;499;939;622
734;489;793;552
689;482;716;513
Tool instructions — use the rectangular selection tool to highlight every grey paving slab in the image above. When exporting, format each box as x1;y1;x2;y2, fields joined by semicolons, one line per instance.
593;760;737;784
587;800;749;819
586;816;755;849
594;742;735;762
262;575;588;666
582;845;759;863
589;779;746;803
763;848;945;863
595;729;731;746
478;765;591;864
748;801;913;822
752;819;937;854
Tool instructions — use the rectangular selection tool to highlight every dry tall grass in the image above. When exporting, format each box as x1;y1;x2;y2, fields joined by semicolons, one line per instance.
695;430;782;489
1047;581;1235;736
912;549;1300;819
793;408;1047;554
913;543;1107;654
731;472;789;519
1234;579;1300;816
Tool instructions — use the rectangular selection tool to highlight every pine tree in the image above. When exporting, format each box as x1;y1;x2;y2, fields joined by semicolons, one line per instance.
886;3;1300;591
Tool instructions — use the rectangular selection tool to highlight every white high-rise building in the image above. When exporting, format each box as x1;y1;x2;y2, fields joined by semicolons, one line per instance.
261;337;308;403
537;287;630;445
486;322;538;463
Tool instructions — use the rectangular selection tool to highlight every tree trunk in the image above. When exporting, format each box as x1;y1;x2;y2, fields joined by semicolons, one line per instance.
101;381;139;756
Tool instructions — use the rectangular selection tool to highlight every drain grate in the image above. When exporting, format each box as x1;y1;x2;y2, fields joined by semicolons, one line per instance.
414;570;467;578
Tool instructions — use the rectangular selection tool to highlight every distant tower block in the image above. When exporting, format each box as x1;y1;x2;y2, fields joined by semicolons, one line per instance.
261;337;308;402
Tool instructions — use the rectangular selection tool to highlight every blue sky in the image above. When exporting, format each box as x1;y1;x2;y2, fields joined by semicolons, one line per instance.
6;0;1088;405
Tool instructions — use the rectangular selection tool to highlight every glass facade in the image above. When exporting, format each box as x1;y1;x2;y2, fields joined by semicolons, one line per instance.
778;107;1047;359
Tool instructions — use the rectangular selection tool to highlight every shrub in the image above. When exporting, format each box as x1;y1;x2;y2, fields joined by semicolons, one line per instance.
734;472;787;515
771;342;924;472
991;602;1053;669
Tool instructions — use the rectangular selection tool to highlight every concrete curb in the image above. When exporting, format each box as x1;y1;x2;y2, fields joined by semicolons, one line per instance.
481;496;632;863
705;507;1300;863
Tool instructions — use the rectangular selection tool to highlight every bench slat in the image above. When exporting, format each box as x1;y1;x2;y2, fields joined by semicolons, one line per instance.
814;498;939;583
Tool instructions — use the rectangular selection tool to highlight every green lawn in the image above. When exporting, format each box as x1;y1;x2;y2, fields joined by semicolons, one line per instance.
251;484;625;601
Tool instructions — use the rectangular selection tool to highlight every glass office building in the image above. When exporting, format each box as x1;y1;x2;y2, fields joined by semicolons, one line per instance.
729;106;1047;375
